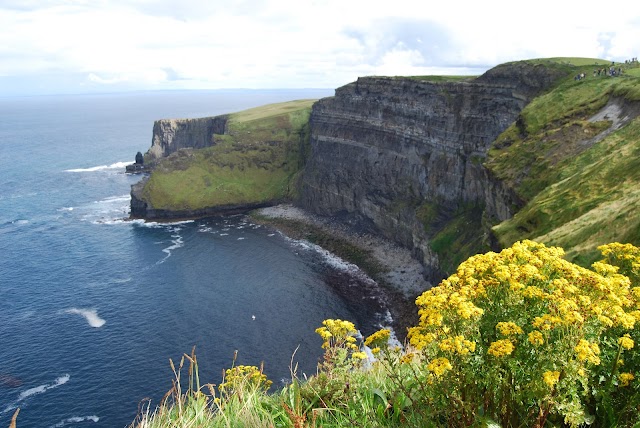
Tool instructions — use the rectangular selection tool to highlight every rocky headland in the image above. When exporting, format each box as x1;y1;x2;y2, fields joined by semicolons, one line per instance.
129;58;640;330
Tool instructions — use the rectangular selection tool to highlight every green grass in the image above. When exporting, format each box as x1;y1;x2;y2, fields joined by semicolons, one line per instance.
425;204;490;275
142;100;315;211
526;57;612;66
487;60;640;263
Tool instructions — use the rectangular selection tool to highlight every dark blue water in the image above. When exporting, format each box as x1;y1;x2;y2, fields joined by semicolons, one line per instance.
0;90;389;427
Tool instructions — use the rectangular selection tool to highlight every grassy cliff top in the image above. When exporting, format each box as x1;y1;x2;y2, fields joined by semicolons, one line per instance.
487;58;640;264
140;100;315;211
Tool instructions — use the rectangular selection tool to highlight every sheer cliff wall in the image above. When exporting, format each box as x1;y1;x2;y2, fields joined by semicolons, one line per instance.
145;116;228;163
299;63;565;278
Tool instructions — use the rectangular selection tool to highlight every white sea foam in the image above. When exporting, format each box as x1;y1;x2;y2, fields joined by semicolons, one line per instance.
156;232;184;265
219;233;229;236
267;233;275;237
237;237;246;240
50;415;99;427
98;195;131;203
136;220;194;229
65;308;106;328
3;374;70;414
65;161;133;173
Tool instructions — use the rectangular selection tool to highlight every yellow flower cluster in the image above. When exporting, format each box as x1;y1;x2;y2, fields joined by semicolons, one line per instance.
315;319;358;350
427;357;453;377
619;334;634;350
542;370;560;388
219;365;272;391
488;339;515;357
364;328;390;348
407;328;436;349
528;330;544;346
574;339;601;365
496;321;523;336
402;240;640;425
438;335;476;355
351;351;367;360
619;372;635;387
598;243;640;278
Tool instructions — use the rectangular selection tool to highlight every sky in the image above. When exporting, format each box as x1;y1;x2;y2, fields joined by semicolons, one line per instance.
1;0;639;95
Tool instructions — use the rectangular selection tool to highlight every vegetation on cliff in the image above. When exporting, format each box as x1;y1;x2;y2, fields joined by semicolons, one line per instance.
129;240;640;427
118;58;640;427
139;100;314;211
486;58;640;265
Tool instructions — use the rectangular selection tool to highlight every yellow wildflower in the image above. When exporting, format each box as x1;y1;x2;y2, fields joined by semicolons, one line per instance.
619;334;634;350
488;339;515;357
407;328;436;350
496;321;523;336
400;353;416;364
532;314;562;330
575;339;601;365
543;370;561;388
219;365;272;391
439;335;476;355
351;351;367;360
364;328;390;348
619;372;634;387
427;357;453;377
528;330;544;346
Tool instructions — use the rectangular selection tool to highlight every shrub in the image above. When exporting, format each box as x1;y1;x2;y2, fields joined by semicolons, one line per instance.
407;240;640;426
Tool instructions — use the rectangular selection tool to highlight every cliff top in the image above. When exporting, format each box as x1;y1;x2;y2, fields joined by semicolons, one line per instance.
486;58;640;263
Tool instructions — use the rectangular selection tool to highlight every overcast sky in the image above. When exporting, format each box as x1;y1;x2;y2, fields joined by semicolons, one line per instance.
1;0;639;95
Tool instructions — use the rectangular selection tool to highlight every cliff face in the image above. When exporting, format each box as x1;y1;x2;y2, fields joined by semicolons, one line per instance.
299;64;565;276
145;116;228;163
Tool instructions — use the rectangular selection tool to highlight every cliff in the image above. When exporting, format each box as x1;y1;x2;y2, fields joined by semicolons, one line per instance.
145;116;228;164
131;58;640;282
130;100;315;219
299;63;567;277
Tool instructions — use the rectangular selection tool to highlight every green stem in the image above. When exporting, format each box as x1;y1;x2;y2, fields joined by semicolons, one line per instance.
606;344;623;390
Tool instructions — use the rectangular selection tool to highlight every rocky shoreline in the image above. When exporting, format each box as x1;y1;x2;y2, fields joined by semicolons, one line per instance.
252;204;432;340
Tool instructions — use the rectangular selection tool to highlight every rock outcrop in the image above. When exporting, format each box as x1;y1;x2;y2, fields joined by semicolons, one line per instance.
145;115;228;163
299;63;564;276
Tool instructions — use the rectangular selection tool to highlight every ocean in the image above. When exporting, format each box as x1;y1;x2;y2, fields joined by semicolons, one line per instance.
0;90;390;427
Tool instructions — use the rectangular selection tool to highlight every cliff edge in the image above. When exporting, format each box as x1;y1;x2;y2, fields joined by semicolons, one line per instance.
299;62;567;278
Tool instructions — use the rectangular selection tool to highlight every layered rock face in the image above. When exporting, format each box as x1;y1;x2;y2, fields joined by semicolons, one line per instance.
145;116;228;162
300;64;563;276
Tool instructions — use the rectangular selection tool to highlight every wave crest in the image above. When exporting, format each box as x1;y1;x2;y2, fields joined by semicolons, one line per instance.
2;374;70;414
50;415;99;427
65;308;106;328
65;161;132;173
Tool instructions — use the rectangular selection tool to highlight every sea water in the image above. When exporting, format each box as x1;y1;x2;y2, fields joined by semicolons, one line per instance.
0;90;390;427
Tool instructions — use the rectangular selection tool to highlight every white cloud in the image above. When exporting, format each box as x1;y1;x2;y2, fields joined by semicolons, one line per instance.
1;0;639;94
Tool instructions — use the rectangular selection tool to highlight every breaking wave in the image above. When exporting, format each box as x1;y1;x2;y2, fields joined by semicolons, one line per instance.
49;415;99;427
2;374;70;414
65;161;132;173
65;308;106;328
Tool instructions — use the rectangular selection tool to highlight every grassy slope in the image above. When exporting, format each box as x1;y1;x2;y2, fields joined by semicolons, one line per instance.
487;58;640;264
142;100;315;211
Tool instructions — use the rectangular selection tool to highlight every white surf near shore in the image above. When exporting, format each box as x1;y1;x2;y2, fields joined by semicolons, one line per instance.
65;308;106;328
49;415;100;427
64;161;133;173
2;374;70;414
